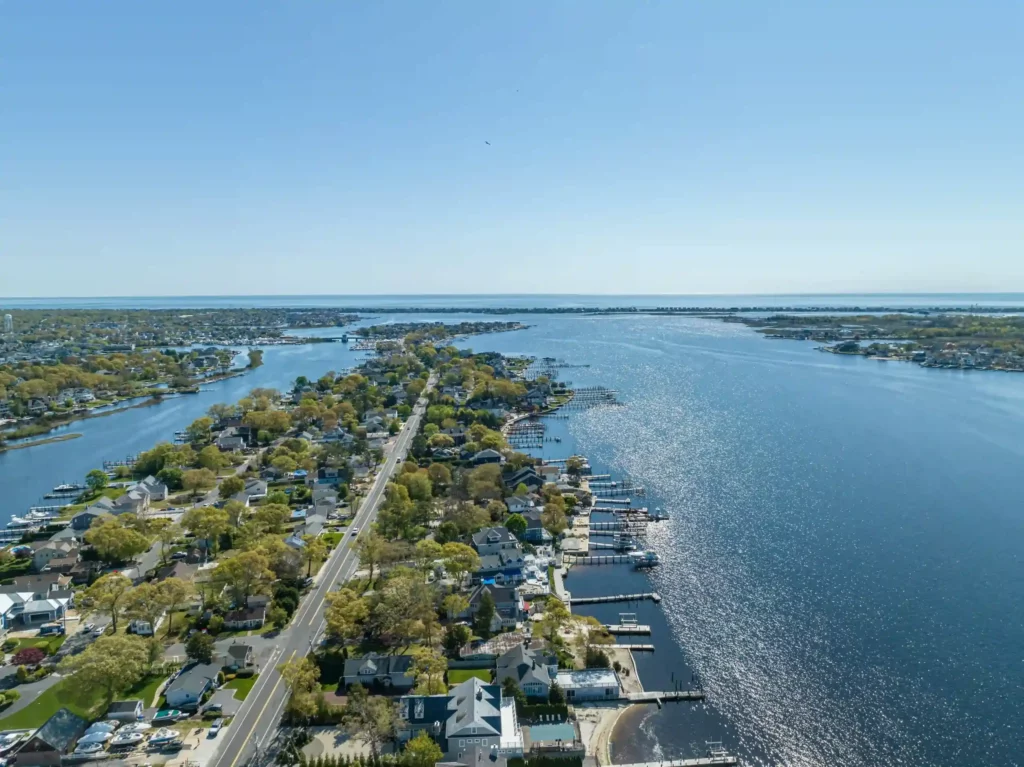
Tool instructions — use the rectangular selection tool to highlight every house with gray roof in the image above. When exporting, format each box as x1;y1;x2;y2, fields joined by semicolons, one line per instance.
233;478;268;506
471;527;520;557
495;645;557;699
70;507;112;532
399;677;523;757
342;653;415;691
164;662;220;709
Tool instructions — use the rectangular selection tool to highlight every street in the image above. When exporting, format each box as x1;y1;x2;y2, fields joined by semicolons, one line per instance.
207;376;434;767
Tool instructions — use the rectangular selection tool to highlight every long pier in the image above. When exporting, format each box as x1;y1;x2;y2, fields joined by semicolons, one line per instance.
566;554;636;565
570;592;660;605
613;757;736;767
594;498;632;506
603;623;652;635
626;690;705;703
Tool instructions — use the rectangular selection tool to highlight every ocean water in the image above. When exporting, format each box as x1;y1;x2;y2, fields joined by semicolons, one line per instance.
3;303;1023;765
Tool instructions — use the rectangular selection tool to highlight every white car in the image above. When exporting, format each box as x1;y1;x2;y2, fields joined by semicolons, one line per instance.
208;718;224;737
350;526;360;536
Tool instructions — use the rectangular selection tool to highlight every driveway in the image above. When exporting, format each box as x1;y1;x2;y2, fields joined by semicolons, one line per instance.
0;670;64;717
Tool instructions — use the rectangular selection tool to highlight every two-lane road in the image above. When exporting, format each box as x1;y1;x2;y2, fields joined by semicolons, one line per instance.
209;377;434;767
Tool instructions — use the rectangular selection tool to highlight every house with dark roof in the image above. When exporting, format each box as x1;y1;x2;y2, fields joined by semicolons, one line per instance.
399;677;523;757
471;449;505;466
439;746;508;767
342;653;415;691
456;585;526;632
474;551;526;586
520;510;552;544
233;479;268;507
502;467;544;493
471;527;520;557
222;642;254;670
495;645;557;699
105;700;144;722
70;507;112;532
13;708;87;767
164;662;220;709
224;605;266;630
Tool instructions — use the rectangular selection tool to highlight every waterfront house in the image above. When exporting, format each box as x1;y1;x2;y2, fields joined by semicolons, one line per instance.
112;487;150;515
475;552;526;586
134;475;169;501
223;605;266;630
216;427;248;451
398;677;523;757
70;508;111;532
4;573;72;593
12;708;87;767
554;669;621;701
502;467;544;493
471;527;520;557
495;644;558;699
164;662;220;709
342;653;416;691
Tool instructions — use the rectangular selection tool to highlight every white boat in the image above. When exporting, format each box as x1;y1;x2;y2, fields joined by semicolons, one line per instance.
147;729;180;745
78;732;112;744
119;722;151;733
53;483;85;493
75;742;105;755
7;517;35;529
630;550;661;568
86;723;117;734
110;732;145;747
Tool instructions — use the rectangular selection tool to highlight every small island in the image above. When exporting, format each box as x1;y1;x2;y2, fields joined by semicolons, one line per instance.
730;313;1024;371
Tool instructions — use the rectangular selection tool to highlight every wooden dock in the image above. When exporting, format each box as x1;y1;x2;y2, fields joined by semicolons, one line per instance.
566;554;635;565
603;623;652;635
594;643;654;651
626;690;705;703
613;757;735;767
570;592;660;605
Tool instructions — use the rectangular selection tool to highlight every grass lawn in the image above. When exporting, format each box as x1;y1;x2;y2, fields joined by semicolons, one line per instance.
224;674;259;701
0;672;170;730
0;558;33;581
14;635;67;654
447;669;493;684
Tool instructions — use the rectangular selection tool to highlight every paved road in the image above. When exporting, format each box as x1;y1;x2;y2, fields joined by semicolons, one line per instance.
209;377;434;767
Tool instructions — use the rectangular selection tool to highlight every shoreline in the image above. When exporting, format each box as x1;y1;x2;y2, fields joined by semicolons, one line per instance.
0;433;83;452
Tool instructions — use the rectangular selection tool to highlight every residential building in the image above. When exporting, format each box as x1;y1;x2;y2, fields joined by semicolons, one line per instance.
112;487;150;515
505;496;534;515
12;708;87;767
105;700;145;722
456;585;526;631
222;643;254;670
342;653;416;691
164;662;220;709
233;479;268;506
19;598;70;625
471;527;520;557
520;510;552;545
223;605;266;630
475;551;527;586
555;669;621;701
70;508;111;532
439;747;507;767
134;475;169;501
502;467;544;493
495;645;558;699
471;449;505;466
399;677;523;757
32;541;78;573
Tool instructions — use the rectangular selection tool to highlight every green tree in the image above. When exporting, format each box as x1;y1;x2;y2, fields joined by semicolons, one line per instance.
186;632;215;664
224;499;248;528
302;535;328;577
85;517;151;564
85;468;108;493
214;550;274;604
342;686;398;756
58;635;152;706
502;676;528;709
409;648;447;695
182;505;230;555
280;656;321;722
441;593;469;619
505;513;527;539
356;530;389;584
473;590;496;637
426;463;451;488
548;680;566;705
186;417;214;445
441;542;480;586
403;732;443;767
219;475;245;500
197;444;226;471
80;573;133;633
267;605;289;629
324;587;369;644
124;582;169;630
252;503;290;533
182;468;216;498
158;577;195;637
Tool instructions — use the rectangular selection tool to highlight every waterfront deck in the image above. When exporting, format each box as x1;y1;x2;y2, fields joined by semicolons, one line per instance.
570;592;661;605
603;623;652;635
626;690;705;703
614;757;736;767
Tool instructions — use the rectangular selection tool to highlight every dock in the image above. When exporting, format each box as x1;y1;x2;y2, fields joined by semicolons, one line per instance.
565;554;635;565
602;643;654;651
613;757;735;767
626;690;705;703
570;592;660;605
603;624;652;635
594;498;633;506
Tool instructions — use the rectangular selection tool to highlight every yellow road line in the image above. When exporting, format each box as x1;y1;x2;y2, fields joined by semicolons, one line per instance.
227;649;297;767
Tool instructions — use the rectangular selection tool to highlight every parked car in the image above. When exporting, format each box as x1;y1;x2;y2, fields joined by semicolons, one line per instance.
91;627;106;637
171;551;188;560
208;718;224;737
203;703;223;715
81;623;95;633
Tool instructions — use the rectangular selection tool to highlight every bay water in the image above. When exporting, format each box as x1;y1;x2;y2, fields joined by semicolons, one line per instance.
2;302;1022;765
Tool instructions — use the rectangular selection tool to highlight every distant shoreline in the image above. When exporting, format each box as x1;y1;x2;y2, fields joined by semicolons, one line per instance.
0;432;83;452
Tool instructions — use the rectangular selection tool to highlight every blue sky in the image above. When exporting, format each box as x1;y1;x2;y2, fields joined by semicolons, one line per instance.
3;1;1022;297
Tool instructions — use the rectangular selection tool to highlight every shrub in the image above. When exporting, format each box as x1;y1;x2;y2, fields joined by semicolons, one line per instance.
208;615;225;634
236;667;256;678
11;647;46;666
1;639;17;652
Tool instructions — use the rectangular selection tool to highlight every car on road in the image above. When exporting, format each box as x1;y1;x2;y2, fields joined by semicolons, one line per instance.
350;526;359;535
91;627;106;637
171;551;188;560
81;622;95;633
208;718;224;737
